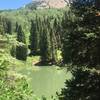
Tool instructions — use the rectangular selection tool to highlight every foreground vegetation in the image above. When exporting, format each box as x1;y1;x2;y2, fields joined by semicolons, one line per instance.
0;36;32;100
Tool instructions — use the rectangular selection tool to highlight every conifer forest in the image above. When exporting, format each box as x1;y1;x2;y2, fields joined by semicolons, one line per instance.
0;0;100;100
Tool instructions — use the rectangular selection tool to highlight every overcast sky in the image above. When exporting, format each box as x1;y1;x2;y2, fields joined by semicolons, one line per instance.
0;0;33;10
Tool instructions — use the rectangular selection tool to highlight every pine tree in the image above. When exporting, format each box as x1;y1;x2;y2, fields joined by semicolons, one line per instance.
61;10;76;64
16;24;27;61
40;23;51;64
53;18;62;49
17;25;26;43
29;19;39;55
16;44;27;61
15;22;18;32
0;16;4;35
50;27;57;64
59;1;100;100
59;68;100;100
40;17;58;64
6;20;12;34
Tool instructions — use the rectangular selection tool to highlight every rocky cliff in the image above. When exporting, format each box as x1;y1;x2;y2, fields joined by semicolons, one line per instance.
25;0;73;9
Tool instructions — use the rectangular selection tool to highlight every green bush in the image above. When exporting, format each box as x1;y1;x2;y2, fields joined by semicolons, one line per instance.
0;57;32;100
16;43;28;61
10;45;16;57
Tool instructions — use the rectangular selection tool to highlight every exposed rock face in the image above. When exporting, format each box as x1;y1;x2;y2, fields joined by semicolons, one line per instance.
32;0;72;9
38;0;66;9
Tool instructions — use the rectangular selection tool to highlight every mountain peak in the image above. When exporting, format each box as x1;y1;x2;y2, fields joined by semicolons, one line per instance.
27;0;72;9
37;0;66;9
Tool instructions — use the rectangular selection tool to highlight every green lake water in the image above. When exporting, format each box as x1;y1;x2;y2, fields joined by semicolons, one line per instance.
15;66;72;99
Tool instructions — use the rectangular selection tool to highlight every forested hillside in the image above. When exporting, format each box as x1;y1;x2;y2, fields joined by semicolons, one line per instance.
0;0;100;100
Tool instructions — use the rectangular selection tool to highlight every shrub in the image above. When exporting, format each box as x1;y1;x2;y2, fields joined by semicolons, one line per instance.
16;43;28;61
0;57;32;100
10;45;16;57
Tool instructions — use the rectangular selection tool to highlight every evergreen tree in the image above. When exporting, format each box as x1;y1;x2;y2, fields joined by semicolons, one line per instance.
39;17;58;64
59;1;100;100
6;20;12;34
40;23;51;64
61;10;76;64
0;17;12;34
0;16;5;35
29;19;39;55
50;27;57;64
53;18;62;49
16;44;27;61
60;0;100;66
10;44;16;57
59;68;100;100
15;22;18;32
16;24;27;61
0;24;4;35
17;25;26;43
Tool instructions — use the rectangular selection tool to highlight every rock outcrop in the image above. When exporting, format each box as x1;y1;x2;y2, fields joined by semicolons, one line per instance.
30;0;73;9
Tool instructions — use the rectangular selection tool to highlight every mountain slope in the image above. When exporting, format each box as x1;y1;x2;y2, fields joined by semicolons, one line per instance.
37;0;67;9
25;0;72;9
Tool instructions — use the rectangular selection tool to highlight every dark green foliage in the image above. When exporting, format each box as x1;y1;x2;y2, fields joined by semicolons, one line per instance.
15;22;19;32
1;2;100;100
0;16;7;35
0;8;64;64
59;1;100;100
71;3;100;66
16;25;26;43
29;19;40;55
0;24;4;35
61;10;76;64
0;16;12;34
16;24;27;61
40;23;51;63
10;44;16;57
39;17;58;64
50;27;58;64
53;18;62;49
0;16;4;34
61;0;100;66
6;19;12;34
29;15;59;64
59;68;100;100
42;96;47;100
16;44;28;61
95;0;100;10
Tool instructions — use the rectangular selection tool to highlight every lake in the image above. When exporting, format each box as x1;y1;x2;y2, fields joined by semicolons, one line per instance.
15;65;72;99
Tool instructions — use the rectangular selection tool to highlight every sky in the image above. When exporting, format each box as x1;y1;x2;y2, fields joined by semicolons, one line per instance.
0;0;33;10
